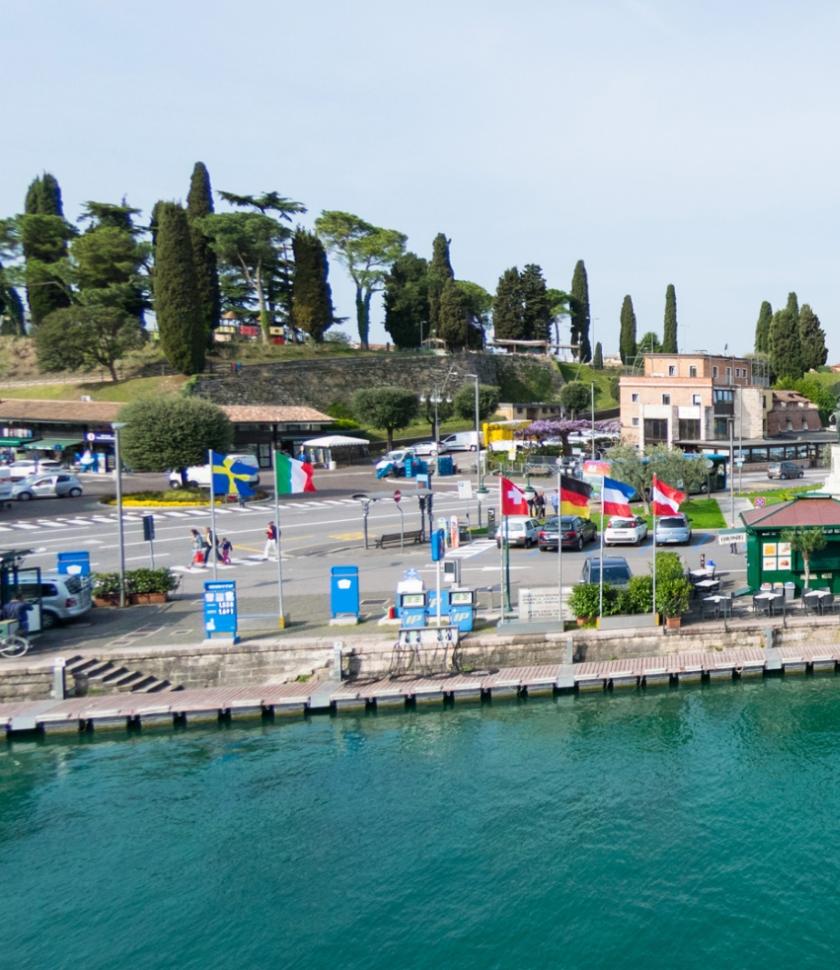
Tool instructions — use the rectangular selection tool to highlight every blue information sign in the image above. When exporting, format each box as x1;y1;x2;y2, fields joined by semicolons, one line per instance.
203;580;239;642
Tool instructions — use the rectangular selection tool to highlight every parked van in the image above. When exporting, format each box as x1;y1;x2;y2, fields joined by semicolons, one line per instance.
168;454;260;489
441;431;480;452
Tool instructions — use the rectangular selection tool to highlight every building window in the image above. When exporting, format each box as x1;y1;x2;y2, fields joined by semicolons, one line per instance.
692;394;701;406
632;417;639;427
713;418;729;438
631;393;638;403
689;366;697;378
726;367;732;383
668;365;676;376
713;366;718;378
644;418;668;443
713;388;734;403
678;419;701;439
662;394;671;405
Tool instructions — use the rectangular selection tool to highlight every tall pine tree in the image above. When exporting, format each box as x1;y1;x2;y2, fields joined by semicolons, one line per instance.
492;268;526;341
619;295;638;364
754;300;772;354
798;304;828;372
662;283;678;352
520;264;552;342
21;172;72;325
153;202;205;375
786;291;799;318
569;259;591;361
291;229;334;342
383;252;429;349
592;341;604;369
427;232;455;338
437;277;471;350
186;162;220;345
768;306;803;381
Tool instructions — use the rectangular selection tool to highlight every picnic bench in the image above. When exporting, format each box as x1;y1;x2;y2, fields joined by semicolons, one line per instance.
375;529;424;549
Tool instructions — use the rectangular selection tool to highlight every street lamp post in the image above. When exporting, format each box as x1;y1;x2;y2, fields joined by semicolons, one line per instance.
111;422;127;608
590;382;596;459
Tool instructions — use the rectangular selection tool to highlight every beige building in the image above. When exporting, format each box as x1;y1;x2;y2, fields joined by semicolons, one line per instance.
619;353;771;447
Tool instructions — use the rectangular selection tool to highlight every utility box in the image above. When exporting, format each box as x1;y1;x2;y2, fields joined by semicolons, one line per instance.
330;565;360;620
443;560;461;585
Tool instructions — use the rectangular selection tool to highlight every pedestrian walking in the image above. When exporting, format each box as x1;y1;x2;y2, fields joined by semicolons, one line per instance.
204;527;218;562
189;528;206;568
264;520;278;560
535;491;546;519
220;536;233;564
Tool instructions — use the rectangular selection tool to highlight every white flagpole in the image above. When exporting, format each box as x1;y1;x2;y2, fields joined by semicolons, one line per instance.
651;475;657;621
274;451;287;629
557;468;563;624
208;448;218;580
598;474;605;618
499;476;505;622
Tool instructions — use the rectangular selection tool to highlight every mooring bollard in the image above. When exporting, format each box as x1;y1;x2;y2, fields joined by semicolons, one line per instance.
332;641;344;681
52;657;66;700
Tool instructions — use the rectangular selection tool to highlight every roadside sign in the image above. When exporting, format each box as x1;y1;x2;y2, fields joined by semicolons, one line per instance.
718;532;746;545
754;497;766;508
457;480;473;500
203;580;239;642
393;489;401;503
85;432;95;442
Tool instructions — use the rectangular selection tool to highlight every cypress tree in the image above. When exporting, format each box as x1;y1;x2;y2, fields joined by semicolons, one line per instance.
786;291;799;318
186;162;220;345
154;202;205;374
569;259;591;361
619;295;638;364
662;283;678;352
427;232;455;338
593;341;604;369
798;304;828;372
520;263;552;341
437;277;471;349
768;306;803;381
492;268;526;341
383;252;429;349
754;300;772;354
22;172;71;325
291;229;334;342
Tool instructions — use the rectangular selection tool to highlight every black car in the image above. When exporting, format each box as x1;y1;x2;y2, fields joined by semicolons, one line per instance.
537;515;597;552
580;556;633;587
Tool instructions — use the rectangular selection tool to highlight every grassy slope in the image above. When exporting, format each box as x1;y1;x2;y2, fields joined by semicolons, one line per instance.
557;362;620;411
0;375;187;402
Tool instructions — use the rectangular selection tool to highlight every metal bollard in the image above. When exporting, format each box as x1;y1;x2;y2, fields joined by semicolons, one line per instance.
332;640;344;681
52;657;66;700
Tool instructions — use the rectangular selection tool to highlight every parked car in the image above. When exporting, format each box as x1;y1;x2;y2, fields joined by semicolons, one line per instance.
8;459;62;480
12;473;84;501
580;556;633;587
17;571;93;629
767;461;804;480
495;516;541;548
374;449;417;476
168;454;260;489
538;515;597;552
654;514;692;545
604;515;648;546
441;431;479;452
412;440;449;457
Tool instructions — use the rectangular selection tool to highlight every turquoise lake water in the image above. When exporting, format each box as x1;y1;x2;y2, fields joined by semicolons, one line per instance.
2;679;840;969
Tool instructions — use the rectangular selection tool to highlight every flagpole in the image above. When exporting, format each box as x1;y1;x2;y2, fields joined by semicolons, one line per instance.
556;465;563;625
499;476;505;622
598;474;605;618
651;475;657;622
274;453;287;629
209;448;218;580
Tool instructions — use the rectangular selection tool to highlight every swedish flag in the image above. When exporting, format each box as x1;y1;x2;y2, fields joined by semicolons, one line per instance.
211;452;255;498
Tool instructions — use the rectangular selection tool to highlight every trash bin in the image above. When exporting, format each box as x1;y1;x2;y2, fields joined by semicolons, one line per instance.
437;455;454;476
784;581;796;601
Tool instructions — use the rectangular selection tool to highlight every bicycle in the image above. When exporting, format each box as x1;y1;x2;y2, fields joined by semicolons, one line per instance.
0;620;30;658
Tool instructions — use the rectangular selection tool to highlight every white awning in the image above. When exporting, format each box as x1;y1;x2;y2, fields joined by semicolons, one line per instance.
303;435;370;448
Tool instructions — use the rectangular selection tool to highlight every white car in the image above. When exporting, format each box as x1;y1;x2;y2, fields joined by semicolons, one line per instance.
375;449;416;474
495;516;541;548
604;515;648;546
8;459;62;480
168;454;260;489
412;440;449;457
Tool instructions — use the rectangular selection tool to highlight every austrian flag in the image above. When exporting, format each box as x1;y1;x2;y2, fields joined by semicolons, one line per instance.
500;476;529;515
651;476;685;516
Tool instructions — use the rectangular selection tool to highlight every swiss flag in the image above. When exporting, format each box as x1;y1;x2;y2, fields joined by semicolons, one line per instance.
500;476;529;515
651;475;686;516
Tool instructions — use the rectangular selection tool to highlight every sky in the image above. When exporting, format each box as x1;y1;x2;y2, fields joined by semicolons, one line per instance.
5;0;840;358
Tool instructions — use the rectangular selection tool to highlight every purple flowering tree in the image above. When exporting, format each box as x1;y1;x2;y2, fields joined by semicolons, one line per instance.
520;418;619;455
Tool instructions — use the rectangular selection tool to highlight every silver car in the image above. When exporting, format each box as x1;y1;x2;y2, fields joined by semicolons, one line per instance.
17;572;93;629
655;514;692;545
12;473;84;501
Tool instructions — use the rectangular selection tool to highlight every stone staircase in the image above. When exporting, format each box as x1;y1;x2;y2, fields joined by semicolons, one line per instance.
63;655;183;695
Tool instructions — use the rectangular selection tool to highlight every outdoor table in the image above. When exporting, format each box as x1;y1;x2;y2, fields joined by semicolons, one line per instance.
694;579;720;595
804;590;833;615
754;591;784;615
690;567;716;582
702;594;732;619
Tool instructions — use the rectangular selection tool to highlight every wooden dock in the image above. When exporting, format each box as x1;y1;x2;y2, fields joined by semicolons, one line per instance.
3;642;840;738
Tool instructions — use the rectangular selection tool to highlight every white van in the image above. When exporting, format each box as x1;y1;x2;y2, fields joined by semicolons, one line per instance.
168;454;260;489
441;431;480;452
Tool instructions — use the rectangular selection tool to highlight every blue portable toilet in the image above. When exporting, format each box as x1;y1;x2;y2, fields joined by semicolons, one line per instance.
56;550;91;577
330;565;360;619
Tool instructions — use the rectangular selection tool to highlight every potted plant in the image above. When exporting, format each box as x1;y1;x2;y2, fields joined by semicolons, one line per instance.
656;577;693;630
128;568;179;604
569;583;601;626
92;572;127;607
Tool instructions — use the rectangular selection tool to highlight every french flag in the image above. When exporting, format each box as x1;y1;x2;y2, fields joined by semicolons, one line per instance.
602;477;635;517
651;475;686;516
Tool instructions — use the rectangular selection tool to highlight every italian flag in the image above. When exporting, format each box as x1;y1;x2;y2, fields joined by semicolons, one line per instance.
274;452;316;494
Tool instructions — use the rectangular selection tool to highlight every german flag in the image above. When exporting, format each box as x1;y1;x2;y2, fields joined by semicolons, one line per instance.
560;475;592;518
